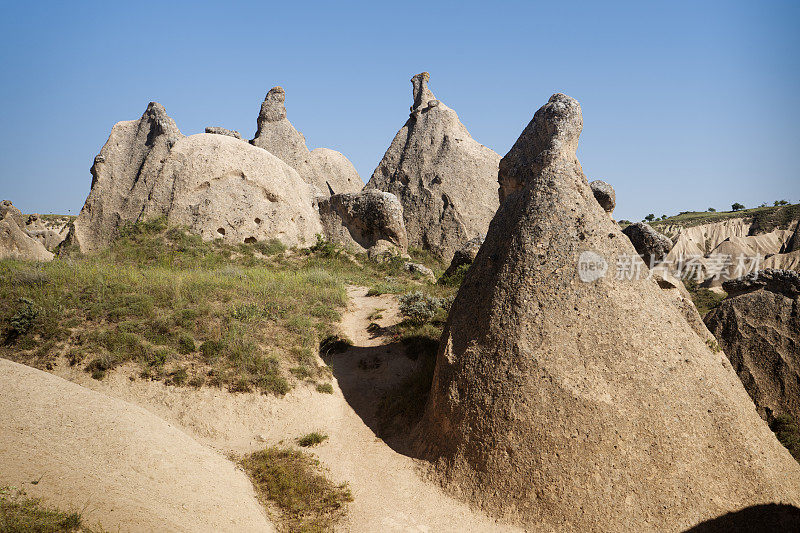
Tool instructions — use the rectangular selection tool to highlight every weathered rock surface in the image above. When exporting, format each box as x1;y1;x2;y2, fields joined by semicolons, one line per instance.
67;102;184;253
442;235;483;278
68;103;322;252
404;261;434;280
622;222;673;266
780;221;800;254
24;214;66;251
142;133;321;246
589;179;615;213
318;189;407;255
413;93;800;531
651;267;717;344
0;211;54;261
251;87;362;196
0;200;24;226
365;72;501;262
705;269;800;423
205;126;242;139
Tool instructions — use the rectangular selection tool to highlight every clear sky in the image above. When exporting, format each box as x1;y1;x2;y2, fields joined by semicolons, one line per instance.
1;0;797;222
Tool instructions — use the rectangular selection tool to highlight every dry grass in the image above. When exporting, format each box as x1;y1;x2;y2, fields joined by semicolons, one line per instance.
240;446;352;532
0;486;88;532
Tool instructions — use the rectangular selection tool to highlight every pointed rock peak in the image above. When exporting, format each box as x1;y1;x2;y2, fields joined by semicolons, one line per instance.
141;102;181;138
499;93;583;202
411;71;436;110
259;86;288;123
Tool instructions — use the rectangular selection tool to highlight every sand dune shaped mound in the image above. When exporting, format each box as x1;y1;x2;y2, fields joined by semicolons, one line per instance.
0;358;273;533
413;94;800;531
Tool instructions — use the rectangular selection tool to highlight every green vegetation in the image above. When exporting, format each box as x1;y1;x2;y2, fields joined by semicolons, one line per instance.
315;383;334;394
0;219;437;396
240;446;352;532
731;202;745;212
297;432;328;447
771;415;800;463
0;486;85;532
682;278;726;316
651;203;799;231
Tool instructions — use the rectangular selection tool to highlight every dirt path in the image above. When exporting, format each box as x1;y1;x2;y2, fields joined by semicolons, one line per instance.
43;286;520;532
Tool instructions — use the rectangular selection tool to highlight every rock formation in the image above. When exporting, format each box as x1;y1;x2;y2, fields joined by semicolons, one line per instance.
622;222;673;266
24;214;67;251
318;189;408;256
0;208;54;261
442;235;483;278
780;221;800;254
251;87;362;196
205;126;242;139
365;72;501;262
705;269;800;423
68;103;322;252
412;94;800;531
590;179;615;213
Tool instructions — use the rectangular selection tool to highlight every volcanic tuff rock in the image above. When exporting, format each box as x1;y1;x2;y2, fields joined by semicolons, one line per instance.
205;126;242;139
589;179;615;213
413;93;800;531
365;72;501;262
318;189;408;255
442;235;484;278
251;87;362;196
622;222;673;266
705;269;800;423
68;103;321;252
0;200;24;226
781;221;800;254
0;209;53;261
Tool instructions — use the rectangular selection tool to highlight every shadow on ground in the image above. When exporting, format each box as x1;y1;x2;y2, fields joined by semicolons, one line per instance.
684;503;800;532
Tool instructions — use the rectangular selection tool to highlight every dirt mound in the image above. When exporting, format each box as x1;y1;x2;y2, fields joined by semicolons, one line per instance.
0;358;273;532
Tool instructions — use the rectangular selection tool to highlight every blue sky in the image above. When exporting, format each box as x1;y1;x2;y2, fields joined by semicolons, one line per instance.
0;0;797;221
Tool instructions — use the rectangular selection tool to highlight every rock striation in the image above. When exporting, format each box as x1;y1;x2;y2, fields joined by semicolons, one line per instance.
705;269;800;423
67;103;321;253
365;72;501;262
412;94;800;531
318;189;408;256
622;222;673;266
251;87;362;196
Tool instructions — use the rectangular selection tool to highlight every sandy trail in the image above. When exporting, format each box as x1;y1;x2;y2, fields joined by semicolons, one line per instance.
42;286;519;532
0;358;273;533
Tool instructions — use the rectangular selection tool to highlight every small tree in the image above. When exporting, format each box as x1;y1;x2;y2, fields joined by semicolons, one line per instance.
731;203;745;212
707;207;716;212
644;214;655;222
774;200;789;206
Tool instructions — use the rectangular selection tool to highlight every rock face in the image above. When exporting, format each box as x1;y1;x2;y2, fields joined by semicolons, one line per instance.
413;94;800;531
589;179;615;213
622;222;673;266
365;73;501;262
318;189;408;255
705;269;800;423
442;235;483;278
0;210;53;262
205;126;242;139
24;214;67;251
251;87;362;196
781;221;800;254
0;200;24;226
67;103;322;252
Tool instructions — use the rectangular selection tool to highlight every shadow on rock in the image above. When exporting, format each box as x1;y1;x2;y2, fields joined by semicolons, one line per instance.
684;503;800;533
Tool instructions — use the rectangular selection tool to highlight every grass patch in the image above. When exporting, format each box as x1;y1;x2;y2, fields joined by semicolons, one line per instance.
683;278;727;316
771;415;800;463
297;432;328;447
240;446;352;532
316;383;334;394
0;486;85;532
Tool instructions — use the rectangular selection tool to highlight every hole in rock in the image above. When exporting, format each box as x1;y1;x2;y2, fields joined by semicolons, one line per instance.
244;237;257;244
217;228;226;236
254;218;262;225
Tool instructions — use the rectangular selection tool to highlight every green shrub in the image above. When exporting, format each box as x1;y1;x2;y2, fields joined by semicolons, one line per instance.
437;263;470;287
177;333;195;354
297;432;328;447
771;415;800;463
398;291;446;325
316;383;334;394
5;297;39;342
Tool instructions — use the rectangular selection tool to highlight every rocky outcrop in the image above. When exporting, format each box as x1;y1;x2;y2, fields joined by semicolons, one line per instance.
205;126;242;139
442;235;483;278
590;179;615;213
365;72;501;262
251;87;362;196
318;189;407;255
68;103;322;252
705;269;800;423
0;200;24;226
622;222;673;266
412;94;800;531
0;211;54;262
780;221;800;254
24;214;67;251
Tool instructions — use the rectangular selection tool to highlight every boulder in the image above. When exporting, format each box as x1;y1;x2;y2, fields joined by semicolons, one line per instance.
404;261;434;280
205;126;242;139
251;87;362;196
0;200;24;226
365;72;501;262
0;212;54;261
318;189;407;255
67;103;322;252
705;269;800;423
412;94;800;531
141;133;321;247
589;179;615;213
622;222;673;267
442;235;483;278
